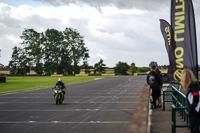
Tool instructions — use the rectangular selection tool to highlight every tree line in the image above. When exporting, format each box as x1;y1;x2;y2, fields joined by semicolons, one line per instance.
0;27;172;75
8;28;89;75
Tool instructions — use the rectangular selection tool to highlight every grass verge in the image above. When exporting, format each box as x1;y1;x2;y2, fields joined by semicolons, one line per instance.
0;76;110;94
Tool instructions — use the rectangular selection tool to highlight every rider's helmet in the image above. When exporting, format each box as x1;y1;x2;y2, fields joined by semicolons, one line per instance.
58;78;62;83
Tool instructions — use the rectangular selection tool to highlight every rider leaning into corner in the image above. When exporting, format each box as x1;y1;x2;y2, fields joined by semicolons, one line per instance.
54;78;66;98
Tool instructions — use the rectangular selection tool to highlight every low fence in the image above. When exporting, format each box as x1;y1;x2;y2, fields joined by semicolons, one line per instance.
163;84;190;133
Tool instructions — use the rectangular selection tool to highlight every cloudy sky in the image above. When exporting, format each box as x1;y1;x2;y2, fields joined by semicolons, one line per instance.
0;0;200;67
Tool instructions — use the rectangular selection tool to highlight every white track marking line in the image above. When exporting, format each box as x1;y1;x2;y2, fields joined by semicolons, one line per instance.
0;96;140;99
0;109;135;112
0;121;130;124
0;101;138;104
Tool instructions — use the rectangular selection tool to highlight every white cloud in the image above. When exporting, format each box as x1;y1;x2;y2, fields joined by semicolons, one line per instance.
96;53;107;60
0;1;200;68
5;35;22;44
101;6;145;15
33;0;169;11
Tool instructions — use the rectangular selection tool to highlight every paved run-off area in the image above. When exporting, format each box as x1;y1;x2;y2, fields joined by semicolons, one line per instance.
0;76;146;133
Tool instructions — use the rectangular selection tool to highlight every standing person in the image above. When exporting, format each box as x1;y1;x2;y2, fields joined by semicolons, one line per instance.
155;64;163;108
147;65;161;109
180;68;200;133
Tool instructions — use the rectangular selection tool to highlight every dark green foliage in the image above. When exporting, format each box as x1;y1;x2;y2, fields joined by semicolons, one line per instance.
149;61;158;67
159;65;168;69
94;59;106;74
129;62;137;75
138;67;150;73
63;28;89;74
9;28;89;75
81;53;90;74
114;61;130;75
9;47;31;75
0;63;4;69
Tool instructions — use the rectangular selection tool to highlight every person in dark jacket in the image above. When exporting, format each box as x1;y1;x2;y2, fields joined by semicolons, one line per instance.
155;64;163;108
180;68;200;133
55;78;66;95
147;65;161;109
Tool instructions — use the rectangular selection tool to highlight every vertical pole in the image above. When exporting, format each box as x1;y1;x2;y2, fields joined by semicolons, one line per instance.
172;105;176;133
163;91;165;110
181;96;183;118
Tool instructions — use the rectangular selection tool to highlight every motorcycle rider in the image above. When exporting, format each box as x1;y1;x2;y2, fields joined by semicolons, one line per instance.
54;78;66;98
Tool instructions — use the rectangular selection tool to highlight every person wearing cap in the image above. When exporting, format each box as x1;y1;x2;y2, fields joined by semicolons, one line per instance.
155;64;162;108
147;65;162;109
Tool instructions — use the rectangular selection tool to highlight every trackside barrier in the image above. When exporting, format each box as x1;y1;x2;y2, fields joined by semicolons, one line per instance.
134;73;138;76
89;74;101;76
75;74;89;76
63;74;75;76
101;74;115;76
43;74;51;76
162;85;175;111
162;84;179;110
51;74;63;77
0;76;6;83
171;105;189;133
163;85;190;133
162;76;168;83
115;73;122;75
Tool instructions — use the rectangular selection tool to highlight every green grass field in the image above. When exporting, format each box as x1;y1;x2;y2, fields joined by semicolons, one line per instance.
0;76;109;94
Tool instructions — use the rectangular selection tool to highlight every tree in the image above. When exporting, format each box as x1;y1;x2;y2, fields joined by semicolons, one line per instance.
94;59;106;73
9;47;31;75
20;29;44;75
0;64;9;70
129;63;137;75
16;27;89;75
63;28;89;74
138;67;150;73
159;65;168;69
149;61;158;67
0;63;4;69
42;29;65;74
81;53;90;74
58;53;72;74
114;62;130;75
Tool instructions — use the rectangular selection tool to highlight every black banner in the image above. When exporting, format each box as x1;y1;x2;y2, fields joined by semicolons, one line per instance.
171;0;198;81
160;19;176;82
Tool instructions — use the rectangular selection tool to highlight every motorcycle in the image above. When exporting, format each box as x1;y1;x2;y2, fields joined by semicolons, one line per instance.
52;85;64;105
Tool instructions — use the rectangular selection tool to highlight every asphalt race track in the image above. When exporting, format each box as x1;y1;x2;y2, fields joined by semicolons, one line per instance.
0;76;146;133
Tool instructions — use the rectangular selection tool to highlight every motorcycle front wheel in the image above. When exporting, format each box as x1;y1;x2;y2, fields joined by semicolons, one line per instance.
56;95;59;105
59;94;63;104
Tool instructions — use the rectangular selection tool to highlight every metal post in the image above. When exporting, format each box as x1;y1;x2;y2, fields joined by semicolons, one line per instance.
0;49;1;57
172;105;176;133
163;91;165;110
